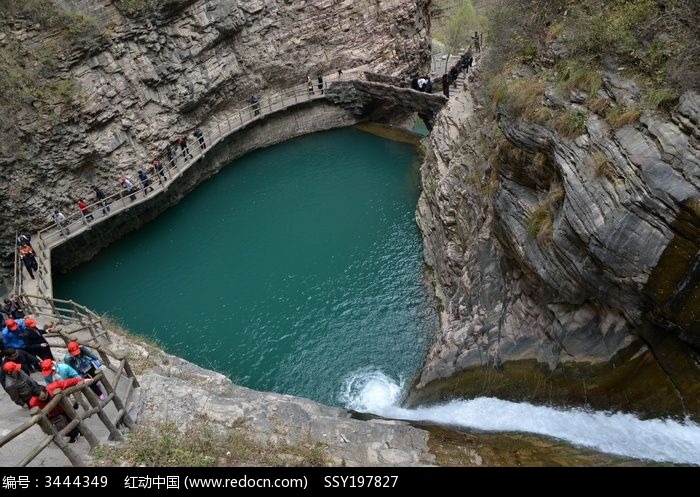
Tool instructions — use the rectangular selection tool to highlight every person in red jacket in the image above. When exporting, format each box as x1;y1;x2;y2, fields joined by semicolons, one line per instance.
29;377;83;443
77;198;94;222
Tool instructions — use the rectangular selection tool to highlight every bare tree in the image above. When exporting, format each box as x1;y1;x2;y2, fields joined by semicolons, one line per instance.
434;0;482;74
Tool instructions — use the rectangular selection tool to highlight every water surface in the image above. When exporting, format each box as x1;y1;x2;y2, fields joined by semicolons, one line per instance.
56;128;436;406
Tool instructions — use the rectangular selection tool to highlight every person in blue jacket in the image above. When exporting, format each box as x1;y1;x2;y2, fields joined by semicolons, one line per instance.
2;319;27;351
64;341;104;400
40;359;80;384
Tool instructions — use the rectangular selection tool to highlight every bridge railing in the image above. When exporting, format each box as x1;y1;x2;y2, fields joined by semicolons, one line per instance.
17;292;141;408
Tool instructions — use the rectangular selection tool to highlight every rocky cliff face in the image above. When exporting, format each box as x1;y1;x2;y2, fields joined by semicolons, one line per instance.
412;57;700;419
0;0;431;286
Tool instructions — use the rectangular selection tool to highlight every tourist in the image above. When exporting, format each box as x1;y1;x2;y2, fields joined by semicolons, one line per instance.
2;349;40;376
3;361;41;408
40;359;80;384
194;128;206;149
22;317;54;361
166;145;178;167
2;318;27;351
119;176;137;202
52;210;70;236
337;68;343;79
29;377;84;442
91;185;110;216
152;158;167;183
178;136;193;160
307;75;314;95
19;244;38;280
317;74;324;94
2;297;24;319
472;31;481;53
64;341;104;400
250;95;260;116
77;198;94;222
138;170;154;195
16;233;32;249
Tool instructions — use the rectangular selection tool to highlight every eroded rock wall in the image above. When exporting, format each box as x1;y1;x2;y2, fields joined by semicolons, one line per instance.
412;58;700;419
1;0;431;279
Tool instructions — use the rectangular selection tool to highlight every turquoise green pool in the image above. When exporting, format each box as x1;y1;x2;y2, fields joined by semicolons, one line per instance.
55;127;436;406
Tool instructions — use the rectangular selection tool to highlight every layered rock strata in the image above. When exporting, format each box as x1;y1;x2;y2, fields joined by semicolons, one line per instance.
412;60;700;419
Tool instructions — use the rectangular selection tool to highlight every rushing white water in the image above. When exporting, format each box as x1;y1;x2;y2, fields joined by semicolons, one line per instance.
339;371;700;465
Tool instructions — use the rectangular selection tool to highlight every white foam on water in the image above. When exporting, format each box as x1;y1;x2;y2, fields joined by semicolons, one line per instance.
340;371;700;465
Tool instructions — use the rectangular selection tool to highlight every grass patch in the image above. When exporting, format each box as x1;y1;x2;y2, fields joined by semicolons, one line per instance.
97;421;331;467
557;60;602;96
605;106;642;129
591;152;615;180
587;97;610;115
644;88;678;111
484;173;500;196
554;110;587;138
527;203;553;242
503;78;546;117
547;182;564;210
426;179;438;195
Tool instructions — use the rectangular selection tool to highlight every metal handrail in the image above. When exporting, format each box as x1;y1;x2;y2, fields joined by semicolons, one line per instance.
33;75;365;249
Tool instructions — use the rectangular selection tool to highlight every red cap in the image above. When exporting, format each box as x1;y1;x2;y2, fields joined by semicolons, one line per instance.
67;342;81;356
5;319;17;331
40;359;55;374
24;318;37;328
2;361;21;374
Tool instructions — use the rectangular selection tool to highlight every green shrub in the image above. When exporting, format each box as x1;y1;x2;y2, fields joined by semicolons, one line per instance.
485;0;698;93
114;0;159;16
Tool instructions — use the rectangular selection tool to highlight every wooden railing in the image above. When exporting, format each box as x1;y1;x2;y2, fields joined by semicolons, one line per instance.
19;295;110;346
0;341;139;467
0;293;140;466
